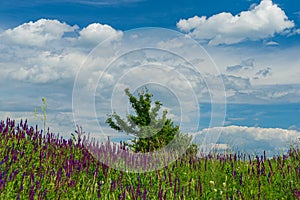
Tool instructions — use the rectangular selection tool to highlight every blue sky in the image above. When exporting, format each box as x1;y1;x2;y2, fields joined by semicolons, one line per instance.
0;0;300;155
1;0;300;31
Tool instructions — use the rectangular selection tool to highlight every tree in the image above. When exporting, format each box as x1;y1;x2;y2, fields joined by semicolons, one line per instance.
106;87;197;155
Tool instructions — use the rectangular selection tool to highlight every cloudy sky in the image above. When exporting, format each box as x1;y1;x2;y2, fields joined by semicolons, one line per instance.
1;0;300;156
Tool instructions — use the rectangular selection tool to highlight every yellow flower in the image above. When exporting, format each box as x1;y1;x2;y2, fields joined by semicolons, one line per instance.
223;182;226;187
209;181;215;185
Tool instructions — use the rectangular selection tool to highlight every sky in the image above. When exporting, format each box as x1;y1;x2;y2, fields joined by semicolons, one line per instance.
0;0;300;156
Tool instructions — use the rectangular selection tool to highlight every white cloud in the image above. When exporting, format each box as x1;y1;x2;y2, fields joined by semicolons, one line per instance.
177;0;295;45
226;58;255;72
0;19;122;84
221;74;251;91
1;19;299;143
2;19;298;117
265;41;279;46
295;29;300;34
77;23;123;46
1;19;78;47
2;49;86;83
0;19;122;49
206;42;300;90
195;125;300;155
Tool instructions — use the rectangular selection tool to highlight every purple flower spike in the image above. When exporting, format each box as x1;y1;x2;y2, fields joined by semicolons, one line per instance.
143;187;147;200
239;172;243;186
97;184;101;198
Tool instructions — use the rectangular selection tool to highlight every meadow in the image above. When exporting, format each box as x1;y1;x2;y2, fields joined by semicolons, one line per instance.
0;118;299;199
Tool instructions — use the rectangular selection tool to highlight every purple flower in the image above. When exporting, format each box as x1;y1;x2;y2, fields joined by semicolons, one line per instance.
233;170;237;178
30;172;35;185
239;172;243;186
130;185;136;200
293;189;300;199
295;167;299;181
158;189;163;200
66;172;70;178
267;159;273;174
97;184;101;198
0;179;6;191
29;185;35;200
142;187;147;200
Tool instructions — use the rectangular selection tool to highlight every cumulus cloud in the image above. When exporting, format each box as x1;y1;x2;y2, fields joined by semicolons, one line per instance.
1;19;78;47
177;0;295;45
195;125;300;156
77;23;123;46
1;18;299;144
0;19;122;84
2;48;86;83
0;19;122;49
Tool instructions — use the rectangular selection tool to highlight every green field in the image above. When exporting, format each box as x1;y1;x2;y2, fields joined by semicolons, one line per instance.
1;118;299;199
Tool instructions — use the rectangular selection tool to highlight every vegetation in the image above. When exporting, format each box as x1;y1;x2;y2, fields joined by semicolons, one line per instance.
0;118;299;199
0;93;299;199
106;88;195;154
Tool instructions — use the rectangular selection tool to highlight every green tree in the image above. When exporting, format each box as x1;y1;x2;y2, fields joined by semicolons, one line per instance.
106;88;197;154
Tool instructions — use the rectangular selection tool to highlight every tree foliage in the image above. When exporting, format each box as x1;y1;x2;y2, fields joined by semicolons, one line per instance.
106;88;197;154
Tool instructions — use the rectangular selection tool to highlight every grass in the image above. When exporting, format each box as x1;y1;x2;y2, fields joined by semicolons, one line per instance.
0;118;299;199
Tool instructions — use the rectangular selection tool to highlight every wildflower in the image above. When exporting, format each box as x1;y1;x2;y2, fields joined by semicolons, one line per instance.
214;189;217;192
293;189;300;199
223;182;226;187
239;172;243;185
209;181;214;185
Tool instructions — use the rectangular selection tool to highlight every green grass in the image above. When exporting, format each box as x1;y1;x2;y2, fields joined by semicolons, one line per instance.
0;118;299;199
